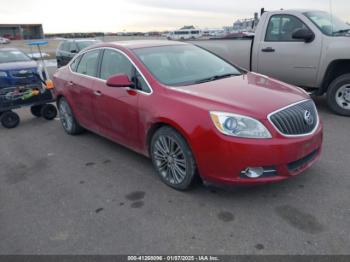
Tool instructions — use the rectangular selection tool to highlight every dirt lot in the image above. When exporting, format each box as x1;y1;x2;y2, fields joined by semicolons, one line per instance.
0;95;349;255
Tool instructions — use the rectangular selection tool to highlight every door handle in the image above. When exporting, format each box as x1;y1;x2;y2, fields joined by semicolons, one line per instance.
94;90;102;96
262;47;275;52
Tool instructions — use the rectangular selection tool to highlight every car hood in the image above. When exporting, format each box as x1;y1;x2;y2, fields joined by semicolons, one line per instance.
169;72;310;119
0;60;38;71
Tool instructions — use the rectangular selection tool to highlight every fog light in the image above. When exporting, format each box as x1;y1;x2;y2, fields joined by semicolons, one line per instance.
242;167;264;178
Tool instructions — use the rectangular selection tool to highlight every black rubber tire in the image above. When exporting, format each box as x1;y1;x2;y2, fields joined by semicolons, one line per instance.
30;105;43;117
0;111;20;129
327;74;350;116
58;97;84;135
150;126;197;190
41;104;58;120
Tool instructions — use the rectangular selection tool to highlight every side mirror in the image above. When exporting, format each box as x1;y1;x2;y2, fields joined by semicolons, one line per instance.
106;74;134;88
292;28;315;43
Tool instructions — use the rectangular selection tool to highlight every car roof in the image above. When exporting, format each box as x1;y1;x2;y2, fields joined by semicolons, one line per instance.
266;9;325;15
106;40;188;50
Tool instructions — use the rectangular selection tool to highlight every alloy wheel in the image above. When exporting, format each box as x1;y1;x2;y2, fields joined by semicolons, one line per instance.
59;100;73;131
153;135;187;185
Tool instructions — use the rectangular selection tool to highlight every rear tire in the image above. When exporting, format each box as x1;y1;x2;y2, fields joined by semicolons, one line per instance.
41;104;58;120
150;126;196;190
327;74;350;116
0;111;20;128
30;105;43;117
58;98;84;135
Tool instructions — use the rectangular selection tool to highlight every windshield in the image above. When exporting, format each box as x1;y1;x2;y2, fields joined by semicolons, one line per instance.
0;50;32;63
77;40;99;50
133;45;242;86
304;11;350;36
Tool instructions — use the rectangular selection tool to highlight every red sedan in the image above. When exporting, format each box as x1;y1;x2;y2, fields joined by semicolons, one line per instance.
53;40;323;190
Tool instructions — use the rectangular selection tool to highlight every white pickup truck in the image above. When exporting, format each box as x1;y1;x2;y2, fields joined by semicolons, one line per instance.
191;9;350;116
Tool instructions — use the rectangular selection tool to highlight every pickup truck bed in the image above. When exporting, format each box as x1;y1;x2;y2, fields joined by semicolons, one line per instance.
189;39;253;70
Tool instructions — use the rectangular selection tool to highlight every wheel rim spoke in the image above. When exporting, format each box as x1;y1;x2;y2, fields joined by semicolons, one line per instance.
60;102;73;130
153;135;188;185
173;164;186;179
155;141;167;155
167;165;175;183
336;85;350;108
159;136;170;153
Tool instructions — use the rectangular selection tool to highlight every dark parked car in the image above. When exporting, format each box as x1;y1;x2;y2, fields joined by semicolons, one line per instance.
53;41;323;190
56;39;101;68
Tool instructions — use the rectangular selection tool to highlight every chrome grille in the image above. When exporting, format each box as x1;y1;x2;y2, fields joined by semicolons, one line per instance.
269;100;318;136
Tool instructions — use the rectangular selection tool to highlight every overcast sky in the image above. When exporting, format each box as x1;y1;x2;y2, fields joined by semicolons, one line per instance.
0;0;349;33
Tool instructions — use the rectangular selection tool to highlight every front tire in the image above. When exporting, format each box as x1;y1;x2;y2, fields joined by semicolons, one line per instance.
58;98;84;135
327;74;350;116
150;127;196;190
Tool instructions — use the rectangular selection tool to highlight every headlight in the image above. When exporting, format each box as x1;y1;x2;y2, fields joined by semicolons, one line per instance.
0;71;7;77
210;111;272;139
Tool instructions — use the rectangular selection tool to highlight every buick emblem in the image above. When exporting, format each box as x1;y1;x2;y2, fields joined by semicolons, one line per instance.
303;110;314;126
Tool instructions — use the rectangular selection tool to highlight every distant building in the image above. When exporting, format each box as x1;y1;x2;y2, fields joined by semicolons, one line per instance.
0;24;44;40
233;12;259;32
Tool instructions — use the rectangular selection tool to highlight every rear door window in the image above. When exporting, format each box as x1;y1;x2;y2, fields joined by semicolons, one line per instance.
76;50;100;77
70;55;82;72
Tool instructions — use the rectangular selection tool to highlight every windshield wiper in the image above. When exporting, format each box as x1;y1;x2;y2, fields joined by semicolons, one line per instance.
333;29;350;35
194;73;239;84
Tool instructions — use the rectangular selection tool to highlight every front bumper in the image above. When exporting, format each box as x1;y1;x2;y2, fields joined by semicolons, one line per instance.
192;122;323;185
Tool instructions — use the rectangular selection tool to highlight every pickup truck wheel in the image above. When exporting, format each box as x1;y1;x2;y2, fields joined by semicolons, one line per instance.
150;127;196;190
327;74;350;116
58;98;84;135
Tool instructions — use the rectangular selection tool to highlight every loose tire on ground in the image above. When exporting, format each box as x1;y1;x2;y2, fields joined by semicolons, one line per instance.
58;98;84;135
0;111;20;129
41;104;58;120
30;105;43;117
150;126;197;190
327;74;350;116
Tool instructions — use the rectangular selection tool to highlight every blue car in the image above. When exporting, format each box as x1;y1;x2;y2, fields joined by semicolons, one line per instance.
0;48;46;87
0;48;57;128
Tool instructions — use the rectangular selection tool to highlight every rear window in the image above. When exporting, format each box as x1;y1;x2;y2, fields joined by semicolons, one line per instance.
0;50;31;63
76;50;100;77
70;55;82;72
